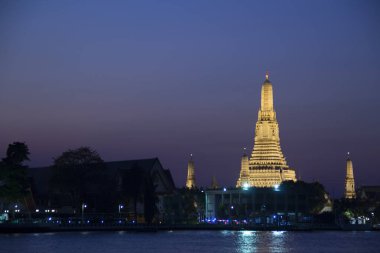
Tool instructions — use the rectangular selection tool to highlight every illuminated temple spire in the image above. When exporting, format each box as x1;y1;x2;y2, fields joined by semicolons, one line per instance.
210;176;219;189
237;73;296;187
186;154;196;189
345;152;356;199
236;148;249;187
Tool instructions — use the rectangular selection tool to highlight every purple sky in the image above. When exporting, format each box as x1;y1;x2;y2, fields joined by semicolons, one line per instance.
1;0;379;197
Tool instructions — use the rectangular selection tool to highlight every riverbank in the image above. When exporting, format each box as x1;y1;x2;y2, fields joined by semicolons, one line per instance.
0;223;377;233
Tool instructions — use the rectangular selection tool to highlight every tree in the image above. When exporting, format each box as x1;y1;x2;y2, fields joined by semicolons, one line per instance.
178;188;202;224
281;180;328;215
3;142;30;166
335;198;373;224
374;205;380;223
50;147;106;212
0;142;30;202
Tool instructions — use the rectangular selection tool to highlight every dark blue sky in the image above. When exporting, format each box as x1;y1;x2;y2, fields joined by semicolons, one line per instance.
1;0;379;197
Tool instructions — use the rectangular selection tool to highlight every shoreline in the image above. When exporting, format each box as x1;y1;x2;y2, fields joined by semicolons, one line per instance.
0;223;377;234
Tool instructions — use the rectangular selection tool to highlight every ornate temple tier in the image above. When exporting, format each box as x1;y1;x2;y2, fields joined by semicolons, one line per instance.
345;153;356;199
186;154;196;189
237;74;297;188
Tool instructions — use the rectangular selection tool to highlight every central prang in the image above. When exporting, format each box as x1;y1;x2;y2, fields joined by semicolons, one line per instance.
237;74;297;188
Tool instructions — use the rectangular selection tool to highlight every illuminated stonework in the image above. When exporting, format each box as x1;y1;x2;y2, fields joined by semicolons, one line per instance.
345;153;356;199
237;74;297;187
186;154;196;188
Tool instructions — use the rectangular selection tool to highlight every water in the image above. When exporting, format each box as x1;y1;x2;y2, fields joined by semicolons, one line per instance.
0;230;379;253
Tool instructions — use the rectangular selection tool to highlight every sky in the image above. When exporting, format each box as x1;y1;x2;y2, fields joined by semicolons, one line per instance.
1;0;379;197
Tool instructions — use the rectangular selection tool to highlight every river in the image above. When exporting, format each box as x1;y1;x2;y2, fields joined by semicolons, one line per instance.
0;230;379;253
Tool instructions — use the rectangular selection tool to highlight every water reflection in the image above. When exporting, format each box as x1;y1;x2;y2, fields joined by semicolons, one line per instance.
236;231;288;253
236;230;257;253
1;230;379;253
269;231;287;253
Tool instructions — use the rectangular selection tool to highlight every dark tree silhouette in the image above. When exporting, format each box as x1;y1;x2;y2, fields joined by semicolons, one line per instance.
178;188;201;224
0;142;30;201
50;147;106;212
281;180;328;214
3;142;30;166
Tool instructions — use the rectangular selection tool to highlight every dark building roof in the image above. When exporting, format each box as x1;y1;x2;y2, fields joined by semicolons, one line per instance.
105;158;176;194
105;158;160;172
28;157;176;197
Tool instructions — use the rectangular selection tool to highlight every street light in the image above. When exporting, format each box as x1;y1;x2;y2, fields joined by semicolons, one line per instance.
81;203;87;222
118;204;124;214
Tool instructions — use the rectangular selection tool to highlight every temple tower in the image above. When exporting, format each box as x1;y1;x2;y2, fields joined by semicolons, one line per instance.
237;73;296;187
186;154;196;189
236;148;250;187
345;152;356;199
210;176;219;189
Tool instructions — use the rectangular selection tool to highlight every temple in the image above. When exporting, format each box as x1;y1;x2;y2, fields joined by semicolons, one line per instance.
186;154;196;188
237;74;297;187
345;153;356;199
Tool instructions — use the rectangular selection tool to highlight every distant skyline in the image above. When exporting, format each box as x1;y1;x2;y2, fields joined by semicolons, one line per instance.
1;0;379;197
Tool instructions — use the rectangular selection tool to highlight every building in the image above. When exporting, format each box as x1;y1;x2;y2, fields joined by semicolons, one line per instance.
28;158;176;222
237;74;297;188
186;154;196;189
344;153;356;199
205;181;329;223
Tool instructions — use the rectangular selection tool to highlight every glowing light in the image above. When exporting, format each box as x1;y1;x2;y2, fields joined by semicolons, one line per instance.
274;184;280;191
272;231;285;237
35;209;39;213
223;187;227;192
242;230;254;236
242;183;250;190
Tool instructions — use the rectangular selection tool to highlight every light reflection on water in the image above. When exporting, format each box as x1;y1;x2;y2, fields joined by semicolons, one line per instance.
236;231;258;253
0;230;379;253
269;231;287;253
236;231;288;253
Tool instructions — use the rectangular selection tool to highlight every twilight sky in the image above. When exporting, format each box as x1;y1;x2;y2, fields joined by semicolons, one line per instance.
1;0;379;197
